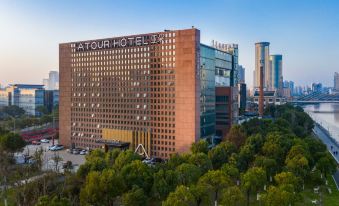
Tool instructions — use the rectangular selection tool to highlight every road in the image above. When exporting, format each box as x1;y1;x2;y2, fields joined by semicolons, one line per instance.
313;124;339;190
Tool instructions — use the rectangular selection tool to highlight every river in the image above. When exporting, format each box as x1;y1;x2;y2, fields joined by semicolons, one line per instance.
303;103;339;144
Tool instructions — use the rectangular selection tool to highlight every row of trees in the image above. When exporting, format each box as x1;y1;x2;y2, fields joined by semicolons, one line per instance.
2;104;337;206
0;105;58;131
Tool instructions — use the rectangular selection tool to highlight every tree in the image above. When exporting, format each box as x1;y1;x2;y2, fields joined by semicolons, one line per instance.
121;160;153;193
241;167;266;206
152;169;179;200
237;144;255;171
36;195;71;206
63;174;83;206
191;139;209;154
208;141;236;169
226;125;246;149
176;163;201;186
99;169;126;205
36;105;49;116
0;132;26;206
162;185;195;206
32;147;44;172
221;163;240;183
78;150;107;178
254;156;278;182
220;186;245;206
80;171;103;206
114;150;140;171
316;152;337;178
105;148;121;167
198;170;232;206
245;134;264;154
0;132;26;152
188;152;213;173
122;186;147;206
285;145;310;180
262;186;296;206
1;105;25;117
189;183;210;206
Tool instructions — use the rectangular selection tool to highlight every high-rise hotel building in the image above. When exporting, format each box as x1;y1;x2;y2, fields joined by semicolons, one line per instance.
59;28;236;158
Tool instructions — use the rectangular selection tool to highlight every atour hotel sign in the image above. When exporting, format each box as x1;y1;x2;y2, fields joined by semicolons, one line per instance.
75;34;164;52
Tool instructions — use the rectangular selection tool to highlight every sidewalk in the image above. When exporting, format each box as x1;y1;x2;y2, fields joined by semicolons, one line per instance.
313;124;339;190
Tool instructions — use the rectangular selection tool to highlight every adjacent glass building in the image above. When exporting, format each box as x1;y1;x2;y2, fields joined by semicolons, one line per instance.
0;84;45;116
200;44;233;138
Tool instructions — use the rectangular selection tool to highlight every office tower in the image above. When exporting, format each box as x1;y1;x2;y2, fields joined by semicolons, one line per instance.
3;84;45;116
254;42;270;90
60;28;238;158
44;90;59;113
334;72;339;91
270;55;283;94
238;65;245;83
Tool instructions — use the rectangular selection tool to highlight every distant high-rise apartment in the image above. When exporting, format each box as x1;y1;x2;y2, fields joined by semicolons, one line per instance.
254;42;270;90
270;55;283;94
334;72;339;91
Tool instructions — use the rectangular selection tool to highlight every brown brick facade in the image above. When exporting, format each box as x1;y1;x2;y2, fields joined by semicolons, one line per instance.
59;28;200;158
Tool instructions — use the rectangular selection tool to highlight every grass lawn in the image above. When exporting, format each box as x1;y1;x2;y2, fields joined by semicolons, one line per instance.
296;176;339;206
0;188;17;206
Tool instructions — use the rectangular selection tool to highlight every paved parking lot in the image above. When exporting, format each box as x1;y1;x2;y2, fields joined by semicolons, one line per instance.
18;140;86;172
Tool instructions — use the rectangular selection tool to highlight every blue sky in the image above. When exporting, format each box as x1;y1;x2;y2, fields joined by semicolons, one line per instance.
0;0;338;87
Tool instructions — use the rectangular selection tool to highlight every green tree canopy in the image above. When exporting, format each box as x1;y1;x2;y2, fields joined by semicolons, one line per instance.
121;160;153;193
191;139;209;154
198;170;232;205
122;186;147;206
176;163;201;186
220;186;245;206
162;185;195;206
226;125;246;149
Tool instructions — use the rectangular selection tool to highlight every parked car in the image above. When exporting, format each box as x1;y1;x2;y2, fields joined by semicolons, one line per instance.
72;148;81;155
40;139;49;143
31;141;41;145
80;150;87;155
50;144;64;151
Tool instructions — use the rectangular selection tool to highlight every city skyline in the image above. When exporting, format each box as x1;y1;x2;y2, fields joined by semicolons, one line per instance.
1;0;339;87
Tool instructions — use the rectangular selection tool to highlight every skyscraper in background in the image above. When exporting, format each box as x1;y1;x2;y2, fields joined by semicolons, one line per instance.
334;72;339;91
254;42;270;90
283;80;295;96
43;71;59;90
238;65;245;83
270;54;283;94
49;71;59;90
